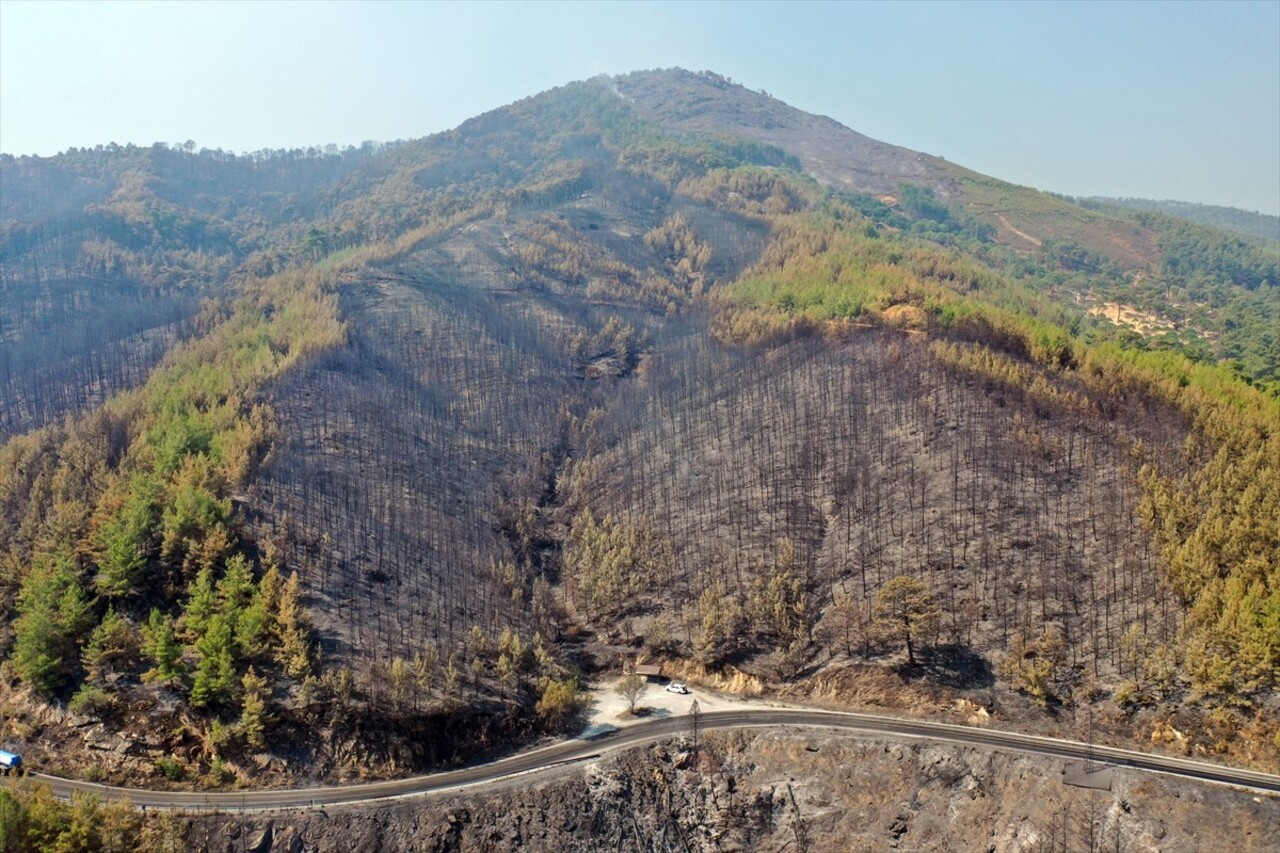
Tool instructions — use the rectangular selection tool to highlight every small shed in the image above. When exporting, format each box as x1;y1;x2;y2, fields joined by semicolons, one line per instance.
634;664;663;681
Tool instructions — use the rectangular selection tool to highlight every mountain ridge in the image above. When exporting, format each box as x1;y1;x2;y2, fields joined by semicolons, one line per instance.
1077;195;1280;246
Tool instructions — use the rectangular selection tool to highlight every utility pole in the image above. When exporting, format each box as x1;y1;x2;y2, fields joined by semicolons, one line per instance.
1085;704;1096;773
689;699;701;764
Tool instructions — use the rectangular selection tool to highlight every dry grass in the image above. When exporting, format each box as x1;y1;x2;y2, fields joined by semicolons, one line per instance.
956;173;1159;270
780;663;948;716
662;660;765;697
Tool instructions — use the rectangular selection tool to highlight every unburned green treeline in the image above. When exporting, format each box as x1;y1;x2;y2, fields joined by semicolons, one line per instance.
0;265;342;740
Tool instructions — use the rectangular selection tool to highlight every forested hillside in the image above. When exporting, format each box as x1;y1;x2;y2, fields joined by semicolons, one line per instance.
1080;196;1280;246
1;69;1276;795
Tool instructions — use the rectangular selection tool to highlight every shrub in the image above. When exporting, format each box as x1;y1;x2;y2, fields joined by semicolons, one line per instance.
154;756;185;781
535;677;583;726
207;757;234;786
68;684;114;717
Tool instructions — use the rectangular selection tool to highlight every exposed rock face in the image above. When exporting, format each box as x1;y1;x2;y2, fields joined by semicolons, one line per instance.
177;731;1278;852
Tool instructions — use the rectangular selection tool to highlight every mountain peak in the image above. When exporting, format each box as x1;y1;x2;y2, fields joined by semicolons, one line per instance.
613;67;952;197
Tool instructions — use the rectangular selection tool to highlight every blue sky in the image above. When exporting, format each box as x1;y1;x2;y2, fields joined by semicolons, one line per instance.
1;0;1277;214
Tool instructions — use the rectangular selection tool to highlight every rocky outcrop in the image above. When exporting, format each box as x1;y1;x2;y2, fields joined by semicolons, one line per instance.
177;731;1279;852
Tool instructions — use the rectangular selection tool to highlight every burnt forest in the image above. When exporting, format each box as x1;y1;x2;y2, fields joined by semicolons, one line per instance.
0;69;1277;842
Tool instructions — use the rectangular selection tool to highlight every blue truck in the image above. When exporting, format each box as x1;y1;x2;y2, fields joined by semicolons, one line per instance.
0;750;22;774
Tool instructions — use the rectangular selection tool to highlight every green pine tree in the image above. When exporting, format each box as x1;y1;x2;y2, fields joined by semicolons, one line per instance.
12;554;93;695
190;614;236;708
237;666;269;749
141;608;184;683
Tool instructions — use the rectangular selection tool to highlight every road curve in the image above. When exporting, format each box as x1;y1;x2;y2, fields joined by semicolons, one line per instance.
24;709;1280;810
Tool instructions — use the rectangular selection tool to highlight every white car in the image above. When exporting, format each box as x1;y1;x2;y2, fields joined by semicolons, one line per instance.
665;682;690;694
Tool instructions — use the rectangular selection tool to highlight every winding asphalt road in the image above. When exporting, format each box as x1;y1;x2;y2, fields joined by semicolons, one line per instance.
24;709;1280;811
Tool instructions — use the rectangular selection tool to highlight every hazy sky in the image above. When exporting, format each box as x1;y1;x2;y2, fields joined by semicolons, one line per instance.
2;0;1277;214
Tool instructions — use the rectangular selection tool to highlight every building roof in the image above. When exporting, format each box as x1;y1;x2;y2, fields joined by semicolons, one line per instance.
634;664;662;676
